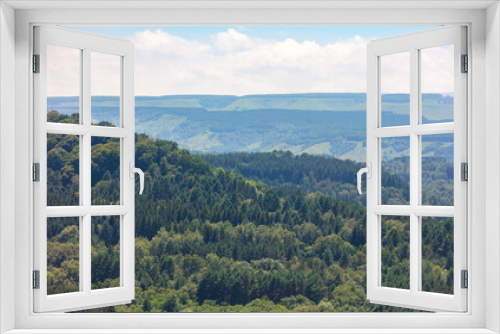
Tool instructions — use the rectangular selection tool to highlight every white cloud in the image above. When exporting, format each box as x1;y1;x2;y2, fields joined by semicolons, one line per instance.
379;45;454;95
380;52;411;94
46;29;455;97
421;44;454;94
212;28;257;52
47;44;80;97
133;29;212;58
131;30;370;95
91;51;121;96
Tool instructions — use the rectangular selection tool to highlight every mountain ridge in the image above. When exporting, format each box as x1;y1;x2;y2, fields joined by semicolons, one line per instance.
47;93;453;162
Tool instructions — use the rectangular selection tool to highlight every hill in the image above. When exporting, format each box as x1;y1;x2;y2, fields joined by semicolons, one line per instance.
46;111;453;313
200;151;453;206
47;93;453;161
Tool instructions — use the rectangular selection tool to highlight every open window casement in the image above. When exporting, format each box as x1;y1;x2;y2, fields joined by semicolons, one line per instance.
33;26;140;312
362;26;467;312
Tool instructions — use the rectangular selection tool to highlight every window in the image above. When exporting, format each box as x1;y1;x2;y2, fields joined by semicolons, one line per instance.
33;26;139;312
3;2;495;333
363;26;467;312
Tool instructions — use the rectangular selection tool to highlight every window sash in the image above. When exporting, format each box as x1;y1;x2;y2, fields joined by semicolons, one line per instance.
33;25;136;313
366;26;468;312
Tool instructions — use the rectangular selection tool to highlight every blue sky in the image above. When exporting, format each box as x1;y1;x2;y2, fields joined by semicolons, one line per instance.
51;26;449;96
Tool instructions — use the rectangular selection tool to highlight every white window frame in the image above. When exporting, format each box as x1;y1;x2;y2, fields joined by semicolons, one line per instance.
1;1;499;333
366;26;468;312
33;25;136;313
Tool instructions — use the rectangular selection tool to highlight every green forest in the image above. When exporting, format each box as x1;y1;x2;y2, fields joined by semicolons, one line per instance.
46;110;454;313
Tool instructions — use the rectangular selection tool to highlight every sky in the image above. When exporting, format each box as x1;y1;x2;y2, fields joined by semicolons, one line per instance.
47;26;454;96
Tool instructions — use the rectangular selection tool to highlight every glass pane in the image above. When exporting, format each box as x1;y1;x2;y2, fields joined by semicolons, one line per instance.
381;137;410;205
421;45;454;124
47;134;80;206
421;217;454;294
47;44;81;124
91;52;121;127
421;133;454;206
381;52;410;127
381;215;410;289
47;217;80;295
91;216;120;290
91;136;120;205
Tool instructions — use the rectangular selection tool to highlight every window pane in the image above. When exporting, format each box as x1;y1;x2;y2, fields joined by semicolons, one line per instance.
91;52;121;127
421;133;454;206
381;215;410;290
47;134;80;206
381;137;410;205
91;216;120;290
421;217;454;295
91;137;120;205
46;44;81;124
421;45;454;124
381;52;410;127
47;217;80;295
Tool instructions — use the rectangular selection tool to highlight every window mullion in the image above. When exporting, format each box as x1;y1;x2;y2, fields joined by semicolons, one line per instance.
409;47;420;295
373;124;454;138
82;47;92;294
416;47;423;294
77;48;85;292
373;205;455;217
90;126;130;137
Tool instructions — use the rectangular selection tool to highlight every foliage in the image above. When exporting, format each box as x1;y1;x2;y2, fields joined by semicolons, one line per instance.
45;111;453;313
201;151;453;206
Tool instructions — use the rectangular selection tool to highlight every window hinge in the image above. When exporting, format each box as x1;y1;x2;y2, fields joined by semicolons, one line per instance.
461;270;468;289
33;270;40;289
461;162;468;181
33;163;40;182
33;54;40;73
461;54;468;73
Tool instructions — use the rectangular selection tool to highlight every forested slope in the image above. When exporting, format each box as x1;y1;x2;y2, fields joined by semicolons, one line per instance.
200;151;453;206
46;111;453;313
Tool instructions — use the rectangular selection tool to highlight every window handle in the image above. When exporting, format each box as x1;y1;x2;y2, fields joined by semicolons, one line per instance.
129;162;145;195
357;162;372;195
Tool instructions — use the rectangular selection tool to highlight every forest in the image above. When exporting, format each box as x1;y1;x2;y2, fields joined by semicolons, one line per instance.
201;149;453;206
46;110;454;312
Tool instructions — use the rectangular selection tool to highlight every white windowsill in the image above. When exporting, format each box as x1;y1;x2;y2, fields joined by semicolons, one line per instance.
3;330;498;334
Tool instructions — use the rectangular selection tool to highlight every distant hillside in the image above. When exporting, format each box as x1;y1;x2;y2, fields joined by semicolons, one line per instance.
201;150;453;207
48;93;452;113
47;93;453;162
201;150;364;204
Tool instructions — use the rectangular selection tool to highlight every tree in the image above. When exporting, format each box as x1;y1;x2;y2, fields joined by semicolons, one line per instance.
162;295;180;312
143;297;152;312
